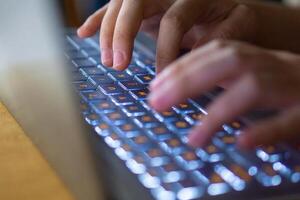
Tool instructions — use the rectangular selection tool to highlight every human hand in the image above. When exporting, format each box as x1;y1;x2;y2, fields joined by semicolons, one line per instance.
77;0;260;72
149;40;300;149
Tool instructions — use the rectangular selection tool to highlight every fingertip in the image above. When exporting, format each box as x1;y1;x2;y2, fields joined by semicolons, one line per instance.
187;128;207;148
101;49;113;67
237;132;256;150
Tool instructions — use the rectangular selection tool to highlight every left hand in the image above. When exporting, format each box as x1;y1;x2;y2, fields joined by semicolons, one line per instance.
149;40;300;149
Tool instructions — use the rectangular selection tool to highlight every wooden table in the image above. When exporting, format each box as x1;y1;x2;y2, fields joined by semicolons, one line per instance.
0;102;74;200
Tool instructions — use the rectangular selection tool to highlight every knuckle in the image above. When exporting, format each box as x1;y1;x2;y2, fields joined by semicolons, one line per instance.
161;12;184;30
210;39;228;50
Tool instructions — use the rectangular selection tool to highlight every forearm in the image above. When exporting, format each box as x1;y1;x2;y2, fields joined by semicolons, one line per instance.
243;1;300;53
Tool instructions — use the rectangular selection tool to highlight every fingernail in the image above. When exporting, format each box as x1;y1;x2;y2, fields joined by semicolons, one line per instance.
113;50;125;69
101;49;113;66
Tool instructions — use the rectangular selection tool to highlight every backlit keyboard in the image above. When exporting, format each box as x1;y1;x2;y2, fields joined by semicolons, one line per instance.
65;30;300;200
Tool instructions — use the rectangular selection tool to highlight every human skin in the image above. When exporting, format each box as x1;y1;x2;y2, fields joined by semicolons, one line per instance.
77;0;300;72
149;40;300;148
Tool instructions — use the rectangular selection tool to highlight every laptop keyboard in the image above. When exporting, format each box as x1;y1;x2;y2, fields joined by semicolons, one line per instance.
65;30;300;200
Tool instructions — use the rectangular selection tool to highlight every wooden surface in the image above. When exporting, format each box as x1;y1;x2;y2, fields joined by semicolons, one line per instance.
0;102;74;200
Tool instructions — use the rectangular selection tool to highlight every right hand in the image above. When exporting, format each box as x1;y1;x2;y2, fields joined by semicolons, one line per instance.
77;0;257;72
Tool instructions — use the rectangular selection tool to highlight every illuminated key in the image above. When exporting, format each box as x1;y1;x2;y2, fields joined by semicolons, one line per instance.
80;91;105;101
90;75;114;85
197;144;225;163
115;143;134;160
126;154;147;174
256;145;285;162
104;111;126;124
186;112;205;123
117;122;140;137
91;100;116;113
130;89;149;100
139;167;161;189
81;67;104;76
174;102;197;113
104;132;122;148
95;122;110;136
176;150;203;170
72;58;94;67
72;71;87;81
169;119;191;133
160;138;184;155
100;83;124;95
85;113;100;125
123;104;148;116
126;65;149;75
256;164;282;187
148;125;172;141
119;80;145;90
135;114;160;127
145;148;170;166
109;71;132;81
161;163;186;183
135;74;154;84
111;94;135;105
74;81;97;91
156;110;178;121
79;102;89;113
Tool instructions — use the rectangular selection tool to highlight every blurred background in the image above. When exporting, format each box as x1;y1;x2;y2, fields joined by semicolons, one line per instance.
61;0;299;27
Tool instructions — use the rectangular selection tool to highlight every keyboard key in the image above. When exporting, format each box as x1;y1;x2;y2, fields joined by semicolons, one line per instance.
85;112;101;125
145;147;170;166
103;110;127;125
174;102;198;114
256;145;286;163
72;71;87;81
80;67;104;76
197;144;225;163
119;80;145;90
193;165;230;196
110;93;135;105
66;50;86;59
82;48;100;57
95;122;111;137
80;90;106;101
177;179;205;200
74;81;97;91
104;132;122;148
139;168;161;189
109;71;132;81
126;154;147;174
186;112;206;124
117;122;140;138
215;163;252;191
155;110;179;121
127;65;149;75
176;150;203;171
91;100;116;113
168;119;191;133
90;75;114;85
135;74;154;84
135;114;160;128
256;164;282;187
79;101;89;114
115;143;134;160
160;138;185;155
148;125;172;141
122;104;148;116
72;58;95;68
161;163;186;183
273;158;300;183
130;89;149;100
100;83;124;95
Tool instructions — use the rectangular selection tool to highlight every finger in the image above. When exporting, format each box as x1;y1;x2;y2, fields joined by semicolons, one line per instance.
149;41;244;111
194;4;256;48
238;106;300;149
188;75;259;147
77;4;108;38
156;0;206;73
112;0;144;70
100;0;123;67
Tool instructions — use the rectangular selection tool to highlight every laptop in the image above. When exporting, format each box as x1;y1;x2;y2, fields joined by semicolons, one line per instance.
0;1;300;200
